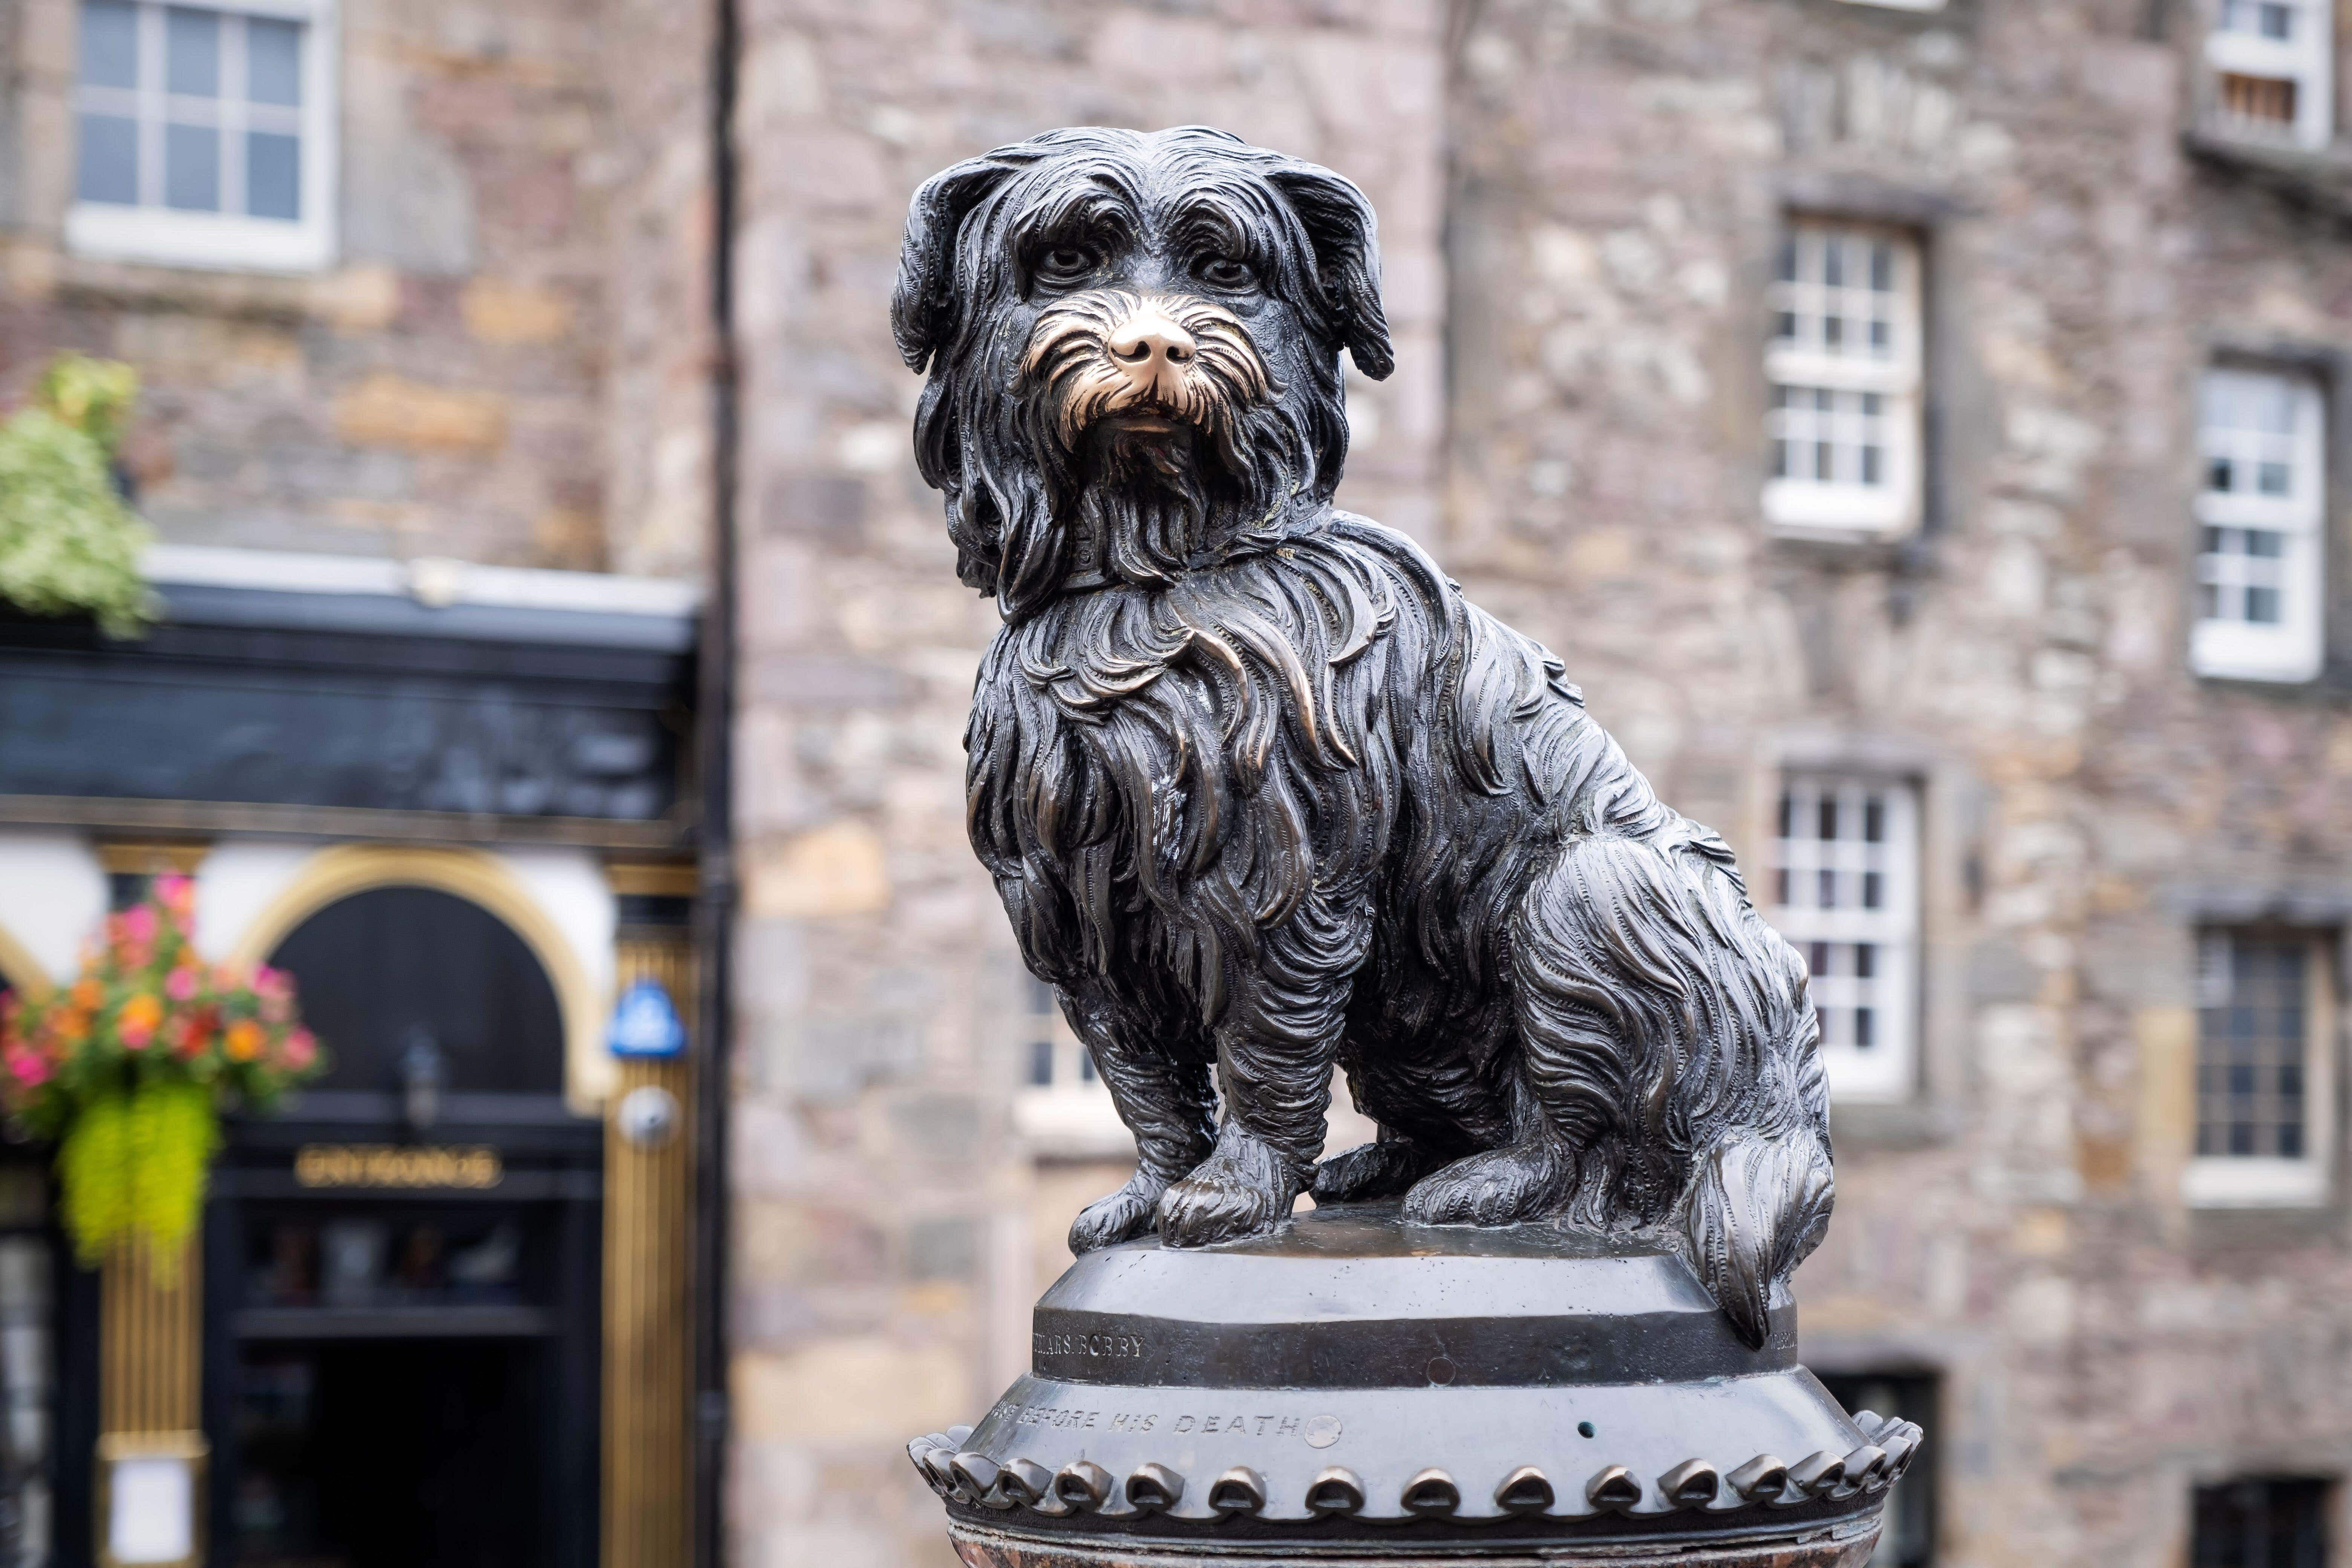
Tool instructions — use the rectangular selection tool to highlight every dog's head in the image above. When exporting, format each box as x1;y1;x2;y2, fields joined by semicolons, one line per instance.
892;127;1393;618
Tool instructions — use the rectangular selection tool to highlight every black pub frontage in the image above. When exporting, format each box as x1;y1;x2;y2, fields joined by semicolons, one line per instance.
0;548;709;1568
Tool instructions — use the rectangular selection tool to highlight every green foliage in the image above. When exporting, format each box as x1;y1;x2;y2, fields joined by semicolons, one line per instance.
0;353;154;637
56;1083;219;1273
39;352;140;452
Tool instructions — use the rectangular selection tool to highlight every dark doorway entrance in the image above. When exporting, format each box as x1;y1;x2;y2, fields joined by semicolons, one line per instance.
233;1339;536;1568
195;884;600;1568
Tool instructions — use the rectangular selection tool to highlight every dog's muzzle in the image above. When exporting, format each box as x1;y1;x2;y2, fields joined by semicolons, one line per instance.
1019;290;1275;450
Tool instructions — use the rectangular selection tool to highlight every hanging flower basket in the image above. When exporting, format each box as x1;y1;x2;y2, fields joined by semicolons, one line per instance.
0;875;324;1271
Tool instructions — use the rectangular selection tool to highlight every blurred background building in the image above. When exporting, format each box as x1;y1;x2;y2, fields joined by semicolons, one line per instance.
2;0;2351;1565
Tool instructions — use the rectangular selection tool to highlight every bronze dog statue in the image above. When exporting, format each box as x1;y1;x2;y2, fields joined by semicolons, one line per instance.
893;126;1832;1347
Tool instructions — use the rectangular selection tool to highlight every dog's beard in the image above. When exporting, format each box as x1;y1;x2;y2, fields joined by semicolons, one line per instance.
993;291;1309;600
1070;425;1214;587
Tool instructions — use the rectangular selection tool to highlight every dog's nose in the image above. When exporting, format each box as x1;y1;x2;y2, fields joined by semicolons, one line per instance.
1106;314;1196;376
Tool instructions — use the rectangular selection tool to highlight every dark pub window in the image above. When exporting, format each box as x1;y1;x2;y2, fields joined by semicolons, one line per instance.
2193;1477;2331;1568
1819;1370;1937;1566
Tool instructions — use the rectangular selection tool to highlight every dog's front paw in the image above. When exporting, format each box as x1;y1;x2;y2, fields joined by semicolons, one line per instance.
1156;1127;1300;1248
1068;1180;1165;1254
1311;1136;1438;1203
1402;1141;1569;1226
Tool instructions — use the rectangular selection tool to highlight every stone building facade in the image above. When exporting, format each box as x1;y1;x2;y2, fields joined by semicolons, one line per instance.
728;4;2352;1568
6;0;2352;1565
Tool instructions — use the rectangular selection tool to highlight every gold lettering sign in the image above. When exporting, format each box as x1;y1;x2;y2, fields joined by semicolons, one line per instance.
293;1144;504;1190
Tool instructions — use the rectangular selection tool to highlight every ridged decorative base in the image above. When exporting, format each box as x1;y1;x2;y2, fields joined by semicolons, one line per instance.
914;1204;1919;1564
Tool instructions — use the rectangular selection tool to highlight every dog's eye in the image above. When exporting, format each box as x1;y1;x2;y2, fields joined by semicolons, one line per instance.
1196;256;1253;289
1037;245;1098;282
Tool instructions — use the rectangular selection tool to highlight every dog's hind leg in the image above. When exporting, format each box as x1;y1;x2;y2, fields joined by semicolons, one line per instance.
1403;834;1680;1229
1059;981;1219;1254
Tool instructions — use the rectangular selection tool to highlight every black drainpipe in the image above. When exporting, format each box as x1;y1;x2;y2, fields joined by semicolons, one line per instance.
692;0;739;1553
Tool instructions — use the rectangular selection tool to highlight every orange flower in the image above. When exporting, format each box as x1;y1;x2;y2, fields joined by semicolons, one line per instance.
70;979;101;1012
117;993;162;1049
225;1020;265;1062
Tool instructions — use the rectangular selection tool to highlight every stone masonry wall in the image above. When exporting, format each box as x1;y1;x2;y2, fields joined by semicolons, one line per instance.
732;3;2352;1568
1442;3;2352;1566
0;0;709;575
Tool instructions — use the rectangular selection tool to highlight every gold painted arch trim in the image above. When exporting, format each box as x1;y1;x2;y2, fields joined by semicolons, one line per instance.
0;920;52;997
225;845;612;1111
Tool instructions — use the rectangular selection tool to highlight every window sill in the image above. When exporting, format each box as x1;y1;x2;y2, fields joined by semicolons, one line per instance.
2184;1156;2329;1210
2184;127;2352;219
1013;1089;1134;1161
65;202;333;274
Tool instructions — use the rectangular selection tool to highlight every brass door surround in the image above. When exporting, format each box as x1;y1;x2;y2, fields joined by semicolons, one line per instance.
604;889;697;1568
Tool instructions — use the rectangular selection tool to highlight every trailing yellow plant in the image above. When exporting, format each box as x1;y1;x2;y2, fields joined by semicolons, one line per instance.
0;352;154;636
0;876;324;1269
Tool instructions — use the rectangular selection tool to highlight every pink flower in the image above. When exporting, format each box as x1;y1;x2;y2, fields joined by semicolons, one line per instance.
122;906;157;945
165;965;199;1002
156;873;194;914
282;1029;317;1070
5;1047;50;1088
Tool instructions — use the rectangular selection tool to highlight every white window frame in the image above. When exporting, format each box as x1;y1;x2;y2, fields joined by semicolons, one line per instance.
2207;0;2336;150
1762;220;1925;539
2191;368;2328;684
66;0;338;273
2185;930;2337;1209
1766;774;1921;1104
1833;0;1948;10
1010;976;1133;1158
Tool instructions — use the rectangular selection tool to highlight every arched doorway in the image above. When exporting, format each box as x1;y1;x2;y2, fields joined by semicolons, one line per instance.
269;887;567;1099
205;886;600;1568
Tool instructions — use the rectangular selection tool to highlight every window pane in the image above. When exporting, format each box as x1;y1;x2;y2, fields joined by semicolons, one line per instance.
75;112;140;204
2196;936;2311;1162
164;121;219;210
165;6;220;98
78;0;140;89
1869;242;1892;291
1027;1038;1052;1087
2247;586;2281;623
248;17;302;106
247;130;300;219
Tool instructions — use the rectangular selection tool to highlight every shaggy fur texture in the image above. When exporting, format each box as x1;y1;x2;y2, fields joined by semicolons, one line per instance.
893;126;1833;1348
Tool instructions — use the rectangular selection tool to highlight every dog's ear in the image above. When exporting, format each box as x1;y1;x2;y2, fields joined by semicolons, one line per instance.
1267;163;1395;382
892;152;1028;374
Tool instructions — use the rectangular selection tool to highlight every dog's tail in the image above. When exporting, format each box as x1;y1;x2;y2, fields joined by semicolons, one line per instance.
1677;1124;1835;1350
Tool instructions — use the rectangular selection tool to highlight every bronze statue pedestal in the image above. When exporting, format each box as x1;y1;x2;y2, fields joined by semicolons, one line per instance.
911;1204;1916;1568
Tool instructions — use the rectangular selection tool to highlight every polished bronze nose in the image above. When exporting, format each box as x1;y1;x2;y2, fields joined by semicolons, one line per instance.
1106;312;1197;379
